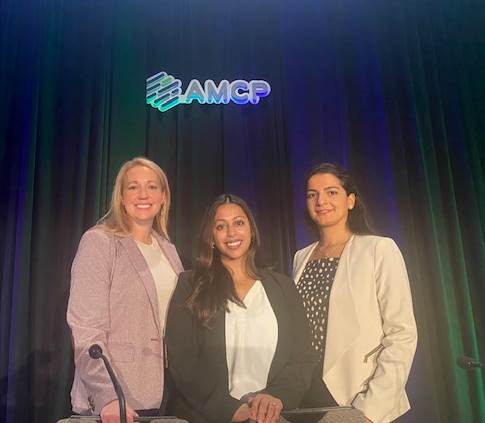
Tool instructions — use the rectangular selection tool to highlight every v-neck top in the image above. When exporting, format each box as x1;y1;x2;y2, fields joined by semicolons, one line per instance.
225;280;278;400
135;236;178;334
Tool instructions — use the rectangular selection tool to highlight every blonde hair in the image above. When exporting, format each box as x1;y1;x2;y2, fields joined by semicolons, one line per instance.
98;157;171;240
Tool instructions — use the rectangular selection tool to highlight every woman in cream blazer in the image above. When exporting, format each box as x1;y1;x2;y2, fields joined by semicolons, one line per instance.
292;163;417;423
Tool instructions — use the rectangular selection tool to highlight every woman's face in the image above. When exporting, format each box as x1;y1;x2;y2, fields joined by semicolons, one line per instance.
121;165;165;226
306;173;355;229
212;203;252;264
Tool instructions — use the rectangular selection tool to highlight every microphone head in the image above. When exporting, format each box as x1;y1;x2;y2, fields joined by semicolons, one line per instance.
89;344;103;359
457;355;477;369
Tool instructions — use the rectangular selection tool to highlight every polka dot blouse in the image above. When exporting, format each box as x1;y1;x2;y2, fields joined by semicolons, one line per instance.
297;257;339;360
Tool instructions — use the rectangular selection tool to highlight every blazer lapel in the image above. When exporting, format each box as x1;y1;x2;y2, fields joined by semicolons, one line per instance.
152;232;184;275
208;309;230;375
323;235;360;376
259;270;288;382
118;236;161;335
294;242;318;283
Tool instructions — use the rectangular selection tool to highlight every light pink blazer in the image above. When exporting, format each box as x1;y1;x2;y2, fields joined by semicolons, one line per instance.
67;227;184;414
293;235;417;423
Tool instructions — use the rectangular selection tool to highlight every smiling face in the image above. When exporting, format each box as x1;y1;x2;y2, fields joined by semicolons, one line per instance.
121;165;165;227
212;203;252;265
306;173;355;230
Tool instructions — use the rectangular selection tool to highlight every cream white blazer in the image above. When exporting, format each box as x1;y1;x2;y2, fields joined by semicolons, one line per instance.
293;235;417;423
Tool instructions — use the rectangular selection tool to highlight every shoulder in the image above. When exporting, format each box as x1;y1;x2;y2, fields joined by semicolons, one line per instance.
353;234;399;250
352;235;404;264
79;226;117;246
178;270;194;282
71;227;119;272
260;269;298;297
261;269;293;285
75;227;117;258
176;270;196;292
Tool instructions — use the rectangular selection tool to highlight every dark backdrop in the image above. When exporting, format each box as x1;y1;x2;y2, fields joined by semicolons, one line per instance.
1;0;484;422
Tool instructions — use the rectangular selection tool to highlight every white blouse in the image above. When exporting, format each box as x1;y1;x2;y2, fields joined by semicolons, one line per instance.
225;280;278;400
136;236;178;333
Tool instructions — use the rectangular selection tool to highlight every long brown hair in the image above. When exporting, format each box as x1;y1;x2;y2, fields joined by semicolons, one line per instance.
186;194;261;327
305;162;374;235
98;157;171;240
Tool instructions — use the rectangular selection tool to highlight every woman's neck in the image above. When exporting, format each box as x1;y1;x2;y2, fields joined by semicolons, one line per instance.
222;258;256;301
130;222;153;244
318;224;353;248
309;225;353;260
222;257;249;281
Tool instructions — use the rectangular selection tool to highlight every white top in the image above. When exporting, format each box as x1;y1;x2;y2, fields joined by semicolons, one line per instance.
136;236;178;333
225;280;278;400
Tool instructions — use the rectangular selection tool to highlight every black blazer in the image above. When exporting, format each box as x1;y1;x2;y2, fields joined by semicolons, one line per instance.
165;268;316;423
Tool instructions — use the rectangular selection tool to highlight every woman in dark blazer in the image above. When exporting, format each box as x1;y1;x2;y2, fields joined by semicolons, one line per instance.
165;194;315;423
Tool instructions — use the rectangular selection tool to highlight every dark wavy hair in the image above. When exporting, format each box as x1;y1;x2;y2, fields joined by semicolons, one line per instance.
186;194;262;327
305;163;374;235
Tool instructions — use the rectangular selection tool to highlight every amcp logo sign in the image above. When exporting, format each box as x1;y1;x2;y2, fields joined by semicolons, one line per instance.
146;71;271;113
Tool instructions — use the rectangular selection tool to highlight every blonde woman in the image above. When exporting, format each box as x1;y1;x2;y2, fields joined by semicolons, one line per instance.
67;157;183;423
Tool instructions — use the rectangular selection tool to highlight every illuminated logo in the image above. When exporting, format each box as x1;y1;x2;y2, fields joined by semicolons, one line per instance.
146;71;271;113
146;72;183;113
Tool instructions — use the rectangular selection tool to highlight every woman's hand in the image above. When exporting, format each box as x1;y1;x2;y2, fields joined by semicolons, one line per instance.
248;393;283;423
232;403;251;422
100;400;138;423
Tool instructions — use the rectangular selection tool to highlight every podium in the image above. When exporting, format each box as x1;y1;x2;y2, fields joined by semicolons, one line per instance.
57;418;188;423
57;407;363;423
282;406;365;423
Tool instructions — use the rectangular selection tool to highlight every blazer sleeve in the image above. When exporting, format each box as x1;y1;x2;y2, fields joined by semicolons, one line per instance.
165;271;242;422
352;238;418;423
262;272;317;409
66;229;118;413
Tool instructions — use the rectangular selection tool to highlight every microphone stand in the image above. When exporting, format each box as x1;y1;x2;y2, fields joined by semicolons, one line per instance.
89;344;127;423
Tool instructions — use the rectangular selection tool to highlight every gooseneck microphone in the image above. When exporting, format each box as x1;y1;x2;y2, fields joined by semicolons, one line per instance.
89;344;127;423
457;355;485;369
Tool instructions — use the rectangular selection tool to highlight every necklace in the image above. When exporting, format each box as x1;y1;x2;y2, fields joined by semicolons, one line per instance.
314;236;351;259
